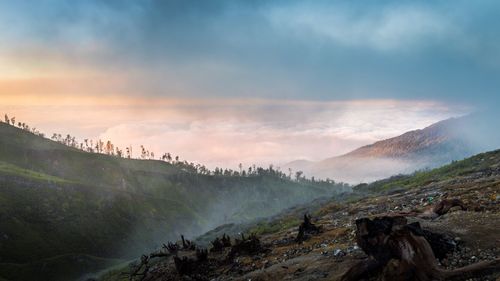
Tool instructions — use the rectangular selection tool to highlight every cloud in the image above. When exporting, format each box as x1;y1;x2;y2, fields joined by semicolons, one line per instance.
267;3;452;51
87;98;466;168
1;0;500;103
0;91;469;169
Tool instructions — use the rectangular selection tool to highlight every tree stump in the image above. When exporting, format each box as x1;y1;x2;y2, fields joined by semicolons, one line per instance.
296;214;321;243
341;216;500;281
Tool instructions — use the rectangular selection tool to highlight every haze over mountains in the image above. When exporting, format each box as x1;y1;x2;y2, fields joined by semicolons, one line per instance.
285;114;497;183
0;112;498;281
0;122;347;281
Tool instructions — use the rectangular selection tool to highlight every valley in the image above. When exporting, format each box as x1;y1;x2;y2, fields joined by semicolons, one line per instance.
0;123;346;281
102;149;500;280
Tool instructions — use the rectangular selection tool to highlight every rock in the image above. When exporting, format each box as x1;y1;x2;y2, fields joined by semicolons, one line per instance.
333;249;346;257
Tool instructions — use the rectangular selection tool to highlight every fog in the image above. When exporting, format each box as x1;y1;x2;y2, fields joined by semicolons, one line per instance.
284;110;500;184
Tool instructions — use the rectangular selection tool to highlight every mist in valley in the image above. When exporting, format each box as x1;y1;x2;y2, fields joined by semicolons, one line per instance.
1;0;500;280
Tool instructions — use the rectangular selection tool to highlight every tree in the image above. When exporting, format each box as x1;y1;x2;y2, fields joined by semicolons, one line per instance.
98;140;104;153
106;141;114;155
116;147;123;158
140;145;146;159
4;114;9;124
295;171;304;181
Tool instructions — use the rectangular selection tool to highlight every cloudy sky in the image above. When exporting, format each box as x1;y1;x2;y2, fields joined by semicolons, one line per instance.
0;0;498;168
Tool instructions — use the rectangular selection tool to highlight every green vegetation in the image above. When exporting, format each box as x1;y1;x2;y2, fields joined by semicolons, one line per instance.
249;216;301;235
0;161;70;183
97;144;500;281
0;122;345;281
357;149;500;192
0;254;124;281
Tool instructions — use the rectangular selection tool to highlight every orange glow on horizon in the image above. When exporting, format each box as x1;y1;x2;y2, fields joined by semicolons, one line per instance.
0;77;451;108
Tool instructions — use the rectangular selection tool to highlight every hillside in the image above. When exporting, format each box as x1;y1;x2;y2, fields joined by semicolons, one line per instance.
105;149;500;280
0;123;347;281
286;116;479;183
343;117;468;158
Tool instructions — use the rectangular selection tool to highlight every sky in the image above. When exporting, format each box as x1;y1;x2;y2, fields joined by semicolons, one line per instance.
0;0;498;168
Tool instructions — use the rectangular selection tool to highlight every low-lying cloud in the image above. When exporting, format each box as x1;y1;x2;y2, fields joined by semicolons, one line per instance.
1;96;466;169
93;98;463;168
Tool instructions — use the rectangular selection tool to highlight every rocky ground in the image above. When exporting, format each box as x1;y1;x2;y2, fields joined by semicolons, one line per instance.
109;154;500;281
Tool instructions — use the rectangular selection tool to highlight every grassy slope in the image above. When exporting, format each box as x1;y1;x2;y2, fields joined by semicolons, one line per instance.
0;123;340;281
198;149;500;247
359;149;500;192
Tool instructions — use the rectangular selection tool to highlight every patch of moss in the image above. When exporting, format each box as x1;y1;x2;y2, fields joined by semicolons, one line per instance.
249;216;301;235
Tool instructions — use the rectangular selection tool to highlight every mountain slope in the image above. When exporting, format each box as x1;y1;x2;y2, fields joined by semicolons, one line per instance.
100;149;500;281
341;117;470;158
0;123;346;281
286;117;479;183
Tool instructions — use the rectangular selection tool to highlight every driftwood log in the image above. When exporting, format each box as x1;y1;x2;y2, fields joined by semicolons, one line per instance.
341;216;500;281
390;198;468;220
418;199;467;219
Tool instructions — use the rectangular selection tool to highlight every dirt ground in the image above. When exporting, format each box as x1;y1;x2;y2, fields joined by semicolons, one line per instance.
132;167;500;281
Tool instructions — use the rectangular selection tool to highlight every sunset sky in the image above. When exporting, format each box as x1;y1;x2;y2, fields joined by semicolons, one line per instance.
1;0;498;168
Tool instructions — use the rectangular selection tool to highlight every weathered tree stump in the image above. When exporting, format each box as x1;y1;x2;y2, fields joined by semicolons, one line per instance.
227;233;265;259
173;248;209;276
221;233;231;247
341;216;500;281
163;241;179;254
181;234;196;250
196;248;208;261
173;256;197;276
296;214;321;243
210;233;232;252
129;255;150;281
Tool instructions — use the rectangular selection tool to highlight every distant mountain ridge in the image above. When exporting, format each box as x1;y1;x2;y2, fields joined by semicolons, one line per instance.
341;117;467;158
285;116;479;183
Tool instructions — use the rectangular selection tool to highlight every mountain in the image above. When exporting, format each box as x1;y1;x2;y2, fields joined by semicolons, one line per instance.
100;149;500;280
285;116;481;183
0;122;347;281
